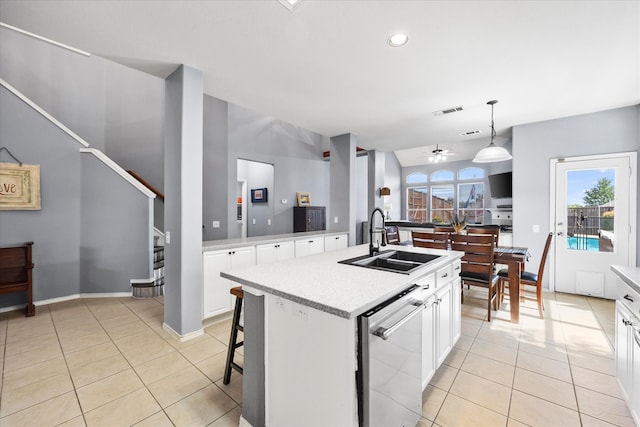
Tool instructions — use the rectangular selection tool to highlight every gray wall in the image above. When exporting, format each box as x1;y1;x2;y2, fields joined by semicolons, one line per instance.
238;159;275;237
513;105;640;286
80;153;153;293
0;84;154;311
384;152;402;220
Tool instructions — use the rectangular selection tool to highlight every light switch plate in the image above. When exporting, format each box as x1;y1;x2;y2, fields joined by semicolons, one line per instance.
533;224;540;233
212;221;220;228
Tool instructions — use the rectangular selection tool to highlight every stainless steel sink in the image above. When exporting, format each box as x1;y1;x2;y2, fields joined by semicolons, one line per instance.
339;250;442;274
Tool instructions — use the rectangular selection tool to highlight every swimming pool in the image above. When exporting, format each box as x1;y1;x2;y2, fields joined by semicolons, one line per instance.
566;236;601;251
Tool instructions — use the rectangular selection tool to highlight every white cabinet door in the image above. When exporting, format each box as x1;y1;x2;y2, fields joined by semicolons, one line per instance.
435;284;453;366
631;326;640;425
257;241;295;265
616;301;633;401
202;246;255;319
324;234;348;252
422;296;436;388
295;238;324;257
451;278;462;344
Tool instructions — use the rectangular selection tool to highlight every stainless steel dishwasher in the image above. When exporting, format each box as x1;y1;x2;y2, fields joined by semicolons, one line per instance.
357;284;426;427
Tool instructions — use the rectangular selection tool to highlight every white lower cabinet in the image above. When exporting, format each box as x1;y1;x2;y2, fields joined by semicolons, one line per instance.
422;260;461;389
256;241;295;265
202;246;255;319
324;234;348;252
294;237;324;257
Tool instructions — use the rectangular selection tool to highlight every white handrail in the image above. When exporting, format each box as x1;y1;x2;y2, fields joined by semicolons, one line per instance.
0;78;90;148
80;148;156;199
0;22;91;57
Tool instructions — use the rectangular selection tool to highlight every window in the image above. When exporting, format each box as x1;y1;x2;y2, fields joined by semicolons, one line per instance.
458;182;484;224
407;186;428;222
431;170;454;182
458;167;484;180
406;172;427;184
431;185;454;223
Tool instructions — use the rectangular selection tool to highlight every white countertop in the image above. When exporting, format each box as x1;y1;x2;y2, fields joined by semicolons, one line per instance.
221;244;463;319
611;265;640;294
203;231;347;251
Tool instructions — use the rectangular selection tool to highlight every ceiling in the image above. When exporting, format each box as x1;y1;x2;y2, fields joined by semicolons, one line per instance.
1;1;638;166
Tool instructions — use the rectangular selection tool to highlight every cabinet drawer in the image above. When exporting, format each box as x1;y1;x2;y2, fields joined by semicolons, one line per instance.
436;265;452;287
452;260;462;279
415;273;436;294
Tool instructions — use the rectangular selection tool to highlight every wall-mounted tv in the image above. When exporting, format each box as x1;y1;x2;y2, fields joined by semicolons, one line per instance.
488;172;512;198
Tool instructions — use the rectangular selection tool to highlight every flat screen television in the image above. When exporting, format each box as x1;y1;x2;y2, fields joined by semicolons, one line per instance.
488;172;512;198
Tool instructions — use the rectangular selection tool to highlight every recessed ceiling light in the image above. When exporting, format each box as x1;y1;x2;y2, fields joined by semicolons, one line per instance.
388;33;409;47
459;130;482;137
278;0;302;11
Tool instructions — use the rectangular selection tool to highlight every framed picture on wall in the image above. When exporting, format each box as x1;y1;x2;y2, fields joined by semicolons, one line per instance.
251;188;268;203
297;192;311;206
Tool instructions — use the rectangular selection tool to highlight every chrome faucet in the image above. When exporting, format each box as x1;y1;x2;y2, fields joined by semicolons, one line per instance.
369;207;387;257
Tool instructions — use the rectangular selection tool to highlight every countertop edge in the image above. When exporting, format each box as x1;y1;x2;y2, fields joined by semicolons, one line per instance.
611;265;640;294
203;231;348;251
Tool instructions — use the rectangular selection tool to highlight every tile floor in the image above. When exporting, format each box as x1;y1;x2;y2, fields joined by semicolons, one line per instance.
0;289;635;427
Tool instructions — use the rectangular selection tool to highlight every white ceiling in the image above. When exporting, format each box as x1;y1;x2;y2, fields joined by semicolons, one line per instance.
1;0;638;166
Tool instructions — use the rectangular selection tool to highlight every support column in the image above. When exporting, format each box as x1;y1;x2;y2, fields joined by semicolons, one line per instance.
330;134;357;246
163;65;204;337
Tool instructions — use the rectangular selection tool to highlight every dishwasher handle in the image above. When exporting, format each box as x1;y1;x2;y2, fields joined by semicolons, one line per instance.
634;327;640;347
373;301;424;340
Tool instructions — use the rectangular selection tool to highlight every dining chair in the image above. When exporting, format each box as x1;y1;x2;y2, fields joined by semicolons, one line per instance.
466;225;500;246
450;233;500;321
385;226;400;245
497;232;553;319
411;231;449;249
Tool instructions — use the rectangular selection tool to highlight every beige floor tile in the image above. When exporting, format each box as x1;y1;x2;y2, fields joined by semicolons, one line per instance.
571;366;623;399
77;369;144;413
506;418;530;427
2;340;63;372
518;341;568;363
475;326;520;349
134;350;192;385
2;356;67;391
0;372;74;417
460;320;482;338
69;353;131;388
434;393;507;427
4;332;60;357
453;334;474;351
164;383;237;426
147;365;212;408
516;350;572;383
122;338;176;366
133;410;175;427
114;330;165;353
6;317;55;343
442;347;467;369
0;390;81;427
460;351;515;387
57;415;88;427
88;303;132;321
449;370;511;415
421;385;447;422
509;390;581;427
580;413;620;427
513;367;577;410
84;387;161;427
98;312;140;329
428;364;459;391
64;341;121;369
165;330;216;350
59;330;111;353
103;319;151;340
55;323;104;340
215;373;243;404
567;350;615;376
195;351;232;383
575;386;636;427
178;336;227;364
469;337;518;365
208;406;243;427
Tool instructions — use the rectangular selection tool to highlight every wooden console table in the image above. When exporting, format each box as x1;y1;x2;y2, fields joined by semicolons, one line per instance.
0;241;35;316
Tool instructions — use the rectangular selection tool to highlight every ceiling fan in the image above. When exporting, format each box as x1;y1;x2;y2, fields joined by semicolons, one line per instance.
429;144;457;163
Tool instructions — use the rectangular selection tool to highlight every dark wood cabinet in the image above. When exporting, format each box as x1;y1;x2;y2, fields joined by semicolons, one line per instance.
294;206;326;232
0;241;35;316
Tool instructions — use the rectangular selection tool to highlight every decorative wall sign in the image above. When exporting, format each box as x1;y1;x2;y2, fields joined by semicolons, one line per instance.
297;192;311;206
0;162;41;210
251;188;268;203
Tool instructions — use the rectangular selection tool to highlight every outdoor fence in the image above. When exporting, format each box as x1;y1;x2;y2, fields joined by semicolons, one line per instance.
566;206;614;237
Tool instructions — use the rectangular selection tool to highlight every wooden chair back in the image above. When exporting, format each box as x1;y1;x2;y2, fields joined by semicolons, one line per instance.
450;234;495;282
412;231;448;249
531;232;553;286
433;225;455;234
385;226;400;245
466;225;500;246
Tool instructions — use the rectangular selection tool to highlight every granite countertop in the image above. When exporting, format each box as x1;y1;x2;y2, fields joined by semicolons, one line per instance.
203;230;348;251
221;244;463;319
611;265;640;294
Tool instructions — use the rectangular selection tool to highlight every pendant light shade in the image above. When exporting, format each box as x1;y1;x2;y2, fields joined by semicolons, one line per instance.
473;100;512;163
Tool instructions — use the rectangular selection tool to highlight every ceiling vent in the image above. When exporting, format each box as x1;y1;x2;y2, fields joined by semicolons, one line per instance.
459;130;482;137
433;106;464;116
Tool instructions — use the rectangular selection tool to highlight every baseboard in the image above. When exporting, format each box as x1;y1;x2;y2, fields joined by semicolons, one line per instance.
238;415;252;427
162;322;204;342
0;292;132;314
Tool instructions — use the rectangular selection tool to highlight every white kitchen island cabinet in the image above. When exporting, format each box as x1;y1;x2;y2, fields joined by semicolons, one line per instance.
222;244;463;427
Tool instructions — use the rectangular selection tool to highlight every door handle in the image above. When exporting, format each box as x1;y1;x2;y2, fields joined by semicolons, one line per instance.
373;302;425;340
557;232;565;236
624;294;634;303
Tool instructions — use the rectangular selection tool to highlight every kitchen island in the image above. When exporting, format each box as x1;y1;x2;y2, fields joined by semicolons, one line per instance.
222;244;463;427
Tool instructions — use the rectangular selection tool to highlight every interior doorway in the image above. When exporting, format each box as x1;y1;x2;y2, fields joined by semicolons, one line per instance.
550;153;637;299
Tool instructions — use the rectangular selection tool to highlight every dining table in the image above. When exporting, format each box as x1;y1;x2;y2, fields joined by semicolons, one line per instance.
494;246;530;323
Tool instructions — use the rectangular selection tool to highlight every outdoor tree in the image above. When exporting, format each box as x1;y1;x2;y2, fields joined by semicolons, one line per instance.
583;178;614;206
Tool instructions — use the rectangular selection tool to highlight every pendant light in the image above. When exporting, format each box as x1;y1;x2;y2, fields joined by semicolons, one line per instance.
472;100;512;163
